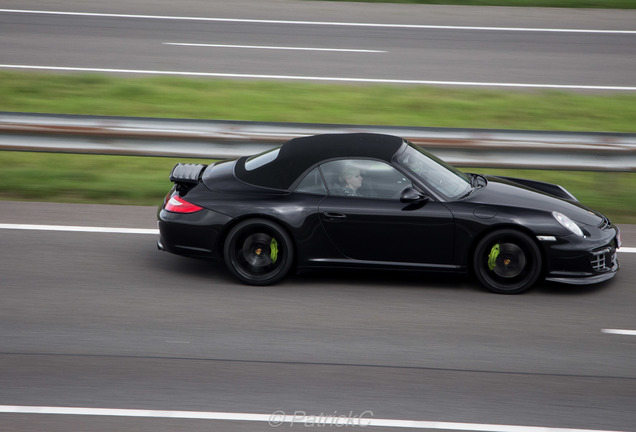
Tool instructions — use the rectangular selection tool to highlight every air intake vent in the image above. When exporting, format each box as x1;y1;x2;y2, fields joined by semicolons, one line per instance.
590;246;616;272
597;216;611;230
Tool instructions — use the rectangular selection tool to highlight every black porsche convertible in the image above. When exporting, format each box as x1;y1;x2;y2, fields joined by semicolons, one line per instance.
157;133;620;294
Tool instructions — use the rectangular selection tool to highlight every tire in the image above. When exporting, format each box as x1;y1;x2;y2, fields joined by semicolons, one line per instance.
473;229;542;294
223;219;294;285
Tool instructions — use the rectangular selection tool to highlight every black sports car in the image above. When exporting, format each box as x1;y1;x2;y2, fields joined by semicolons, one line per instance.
157;133;620;294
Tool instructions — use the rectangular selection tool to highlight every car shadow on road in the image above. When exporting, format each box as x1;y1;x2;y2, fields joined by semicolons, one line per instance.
288;268;474;292
150;249;619;296
534;279;617;296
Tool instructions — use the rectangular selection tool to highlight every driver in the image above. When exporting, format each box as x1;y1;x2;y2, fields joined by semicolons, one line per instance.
335;165;363;196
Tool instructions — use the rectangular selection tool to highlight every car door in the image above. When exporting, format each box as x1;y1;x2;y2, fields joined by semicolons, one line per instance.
317;159;455;266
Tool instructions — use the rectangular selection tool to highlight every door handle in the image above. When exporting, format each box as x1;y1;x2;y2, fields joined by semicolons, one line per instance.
322;212;347;221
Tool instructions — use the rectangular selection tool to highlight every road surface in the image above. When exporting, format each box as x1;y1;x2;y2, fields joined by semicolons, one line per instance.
0;200;635;431
1;0;635;90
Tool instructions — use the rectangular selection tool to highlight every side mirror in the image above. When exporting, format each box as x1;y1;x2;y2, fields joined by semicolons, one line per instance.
400;187;429;203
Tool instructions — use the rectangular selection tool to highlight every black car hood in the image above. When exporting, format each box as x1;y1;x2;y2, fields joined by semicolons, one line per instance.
468;176;605;227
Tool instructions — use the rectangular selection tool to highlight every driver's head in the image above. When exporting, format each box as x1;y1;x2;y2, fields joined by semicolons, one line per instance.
341;165;362;190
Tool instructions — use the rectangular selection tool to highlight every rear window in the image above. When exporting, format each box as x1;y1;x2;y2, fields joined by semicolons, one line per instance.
245;148;280;171
235;146;297;190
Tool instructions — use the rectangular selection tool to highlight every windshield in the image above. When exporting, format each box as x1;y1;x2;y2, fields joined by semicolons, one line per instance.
397;143;472;200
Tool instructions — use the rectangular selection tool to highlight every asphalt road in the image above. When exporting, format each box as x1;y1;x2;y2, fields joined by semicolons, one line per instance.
0;200;635;432
1;0;635;90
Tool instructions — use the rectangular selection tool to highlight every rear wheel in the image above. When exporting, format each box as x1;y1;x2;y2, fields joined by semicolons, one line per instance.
224;219;294;285
473;229;542;294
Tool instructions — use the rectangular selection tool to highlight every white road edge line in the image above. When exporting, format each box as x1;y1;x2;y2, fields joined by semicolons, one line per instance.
1;224;635;253
1;65;635;91
1;9;635;34
0;405;629;432
164;42;385;53
602;329;636;336
0;223;158;235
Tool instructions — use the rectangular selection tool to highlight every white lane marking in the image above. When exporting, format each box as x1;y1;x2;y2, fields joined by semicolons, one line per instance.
0;223;158;235
1;9;635;34
0;405;629;432
602;329;636;336
164;42;385;53
2;65;635;91
1;224;636;251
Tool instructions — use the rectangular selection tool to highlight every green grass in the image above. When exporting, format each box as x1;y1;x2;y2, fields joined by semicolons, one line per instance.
1;71;635;222
313;0;636;8
0;151;209;206
1;72;636;132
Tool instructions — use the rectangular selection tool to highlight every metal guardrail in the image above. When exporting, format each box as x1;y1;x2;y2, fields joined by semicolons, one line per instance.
1;112;635;171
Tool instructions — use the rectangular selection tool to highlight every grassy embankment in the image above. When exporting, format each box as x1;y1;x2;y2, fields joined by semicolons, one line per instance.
0;71;635;222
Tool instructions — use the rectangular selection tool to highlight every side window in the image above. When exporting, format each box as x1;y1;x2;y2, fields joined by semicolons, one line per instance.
294;167;327;195
320;159;412;199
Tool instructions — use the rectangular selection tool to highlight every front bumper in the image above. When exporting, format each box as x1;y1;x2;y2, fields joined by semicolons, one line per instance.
546;260;619;285
542;226;620;285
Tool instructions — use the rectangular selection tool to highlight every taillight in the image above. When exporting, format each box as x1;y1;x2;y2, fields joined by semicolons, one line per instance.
164;195;204;213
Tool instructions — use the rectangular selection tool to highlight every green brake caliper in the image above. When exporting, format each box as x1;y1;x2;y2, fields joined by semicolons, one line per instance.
269;238;279;263
488;244;500;271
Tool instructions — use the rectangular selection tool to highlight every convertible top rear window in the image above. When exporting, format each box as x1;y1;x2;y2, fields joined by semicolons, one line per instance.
245;148;280;171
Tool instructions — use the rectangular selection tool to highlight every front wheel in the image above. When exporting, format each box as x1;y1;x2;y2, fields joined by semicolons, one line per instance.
224;219;294;285
473;229;543;294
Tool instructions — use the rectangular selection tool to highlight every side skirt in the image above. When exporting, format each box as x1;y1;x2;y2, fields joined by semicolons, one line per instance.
307;258;463;272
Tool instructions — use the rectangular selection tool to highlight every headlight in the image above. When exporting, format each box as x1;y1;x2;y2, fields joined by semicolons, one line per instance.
552;211;584;237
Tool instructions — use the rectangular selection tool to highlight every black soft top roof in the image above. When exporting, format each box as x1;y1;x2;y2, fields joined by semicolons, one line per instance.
235;133;404;190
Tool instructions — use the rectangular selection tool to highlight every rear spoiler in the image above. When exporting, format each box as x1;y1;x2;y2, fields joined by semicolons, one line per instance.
170;163;208;184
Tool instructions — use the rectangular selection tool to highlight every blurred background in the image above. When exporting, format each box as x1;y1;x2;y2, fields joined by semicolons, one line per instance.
1;1;635;431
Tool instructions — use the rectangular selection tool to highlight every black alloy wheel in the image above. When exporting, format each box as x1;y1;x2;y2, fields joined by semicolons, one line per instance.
473;229;543;294
224;219;294;285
